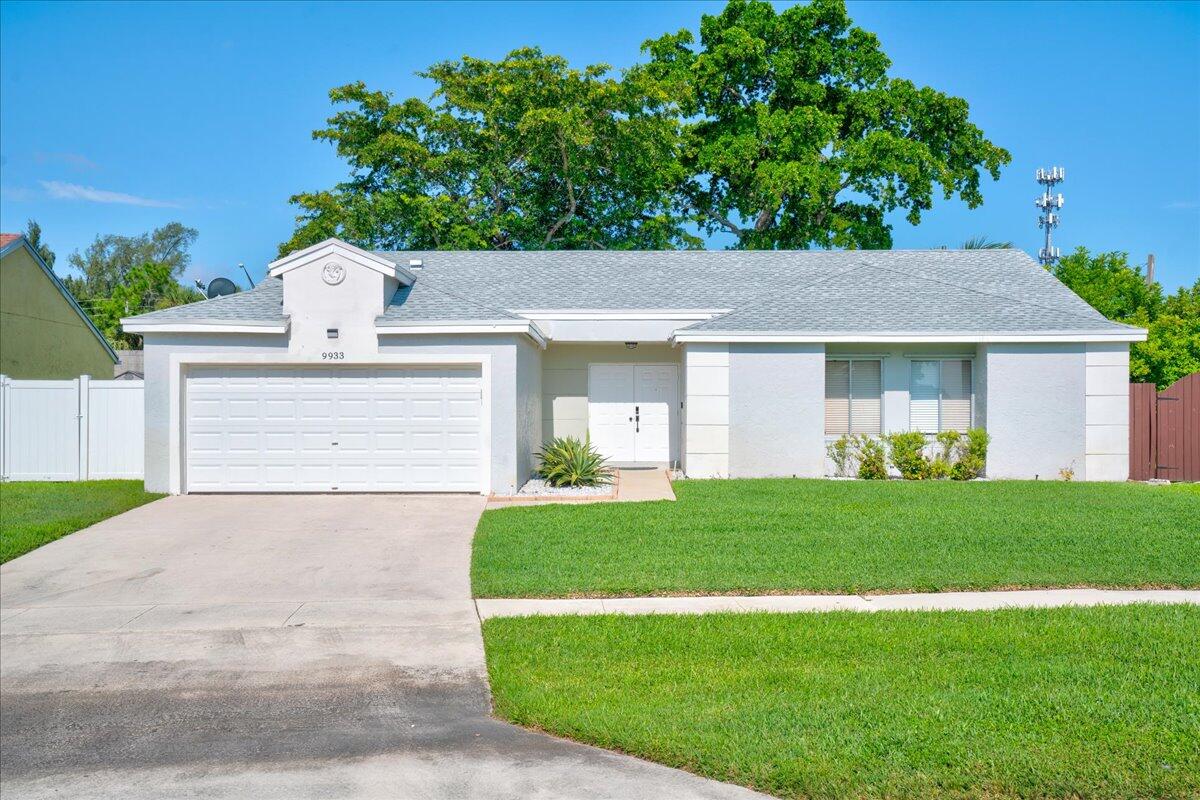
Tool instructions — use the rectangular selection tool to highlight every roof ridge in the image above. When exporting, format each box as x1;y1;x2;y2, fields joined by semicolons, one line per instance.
859;259;1131;328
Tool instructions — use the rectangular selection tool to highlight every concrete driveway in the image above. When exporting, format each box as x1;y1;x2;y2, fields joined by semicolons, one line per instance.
1;494;764;800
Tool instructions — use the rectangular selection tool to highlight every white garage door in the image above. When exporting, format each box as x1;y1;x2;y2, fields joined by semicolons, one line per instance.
185;365;482;492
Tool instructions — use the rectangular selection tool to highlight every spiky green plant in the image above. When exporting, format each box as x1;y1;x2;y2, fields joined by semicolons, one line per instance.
537;436;612;487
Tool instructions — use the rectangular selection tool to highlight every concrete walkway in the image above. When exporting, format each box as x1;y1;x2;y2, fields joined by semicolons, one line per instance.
477;588;1200;620
1;495;765;800
614;467;676;502
486;467;676;509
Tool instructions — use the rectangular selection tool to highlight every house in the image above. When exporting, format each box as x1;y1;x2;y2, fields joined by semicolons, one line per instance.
121;238;1145;495
1;233;118;379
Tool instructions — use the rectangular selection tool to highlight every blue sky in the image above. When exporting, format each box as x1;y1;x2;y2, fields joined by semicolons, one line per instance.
2;0;1197;291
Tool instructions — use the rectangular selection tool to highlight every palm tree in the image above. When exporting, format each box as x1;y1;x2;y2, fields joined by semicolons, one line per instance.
960;235;1012;250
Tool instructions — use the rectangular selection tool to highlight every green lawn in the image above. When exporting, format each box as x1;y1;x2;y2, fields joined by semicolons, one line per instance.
472;479;1200;597
484;605;1200;799
0;480;163;563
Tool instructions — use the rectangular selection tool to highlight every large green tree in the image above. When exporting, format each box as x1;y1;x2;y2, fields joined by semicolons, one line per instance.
283;0;1009;255
88;261;204;349
1050;247;1199;388
282;48;694;254
66;221;198;299
640;0;1010;249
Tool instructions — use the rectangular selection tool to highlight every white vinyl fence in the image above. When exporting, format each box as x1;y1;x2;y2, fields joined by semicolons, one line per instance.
0;375;144;481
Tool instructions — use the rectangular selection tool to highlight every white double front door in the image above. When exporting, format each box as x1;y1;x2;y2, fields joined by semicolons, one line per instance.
588;364;679;464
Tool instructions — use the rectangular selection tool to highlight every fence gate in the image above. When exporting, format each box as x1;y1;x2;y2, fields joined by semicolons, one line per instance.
1129;372;1200;482
0;375;144;481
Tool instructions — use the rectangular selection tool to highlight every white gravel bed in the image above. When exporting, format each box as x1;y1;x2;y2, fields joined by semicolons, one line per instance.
516;477;613;496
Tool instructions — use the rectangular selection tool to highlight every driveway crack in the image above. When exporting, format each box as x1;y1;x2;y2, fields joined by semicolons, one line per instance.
281;602;306;627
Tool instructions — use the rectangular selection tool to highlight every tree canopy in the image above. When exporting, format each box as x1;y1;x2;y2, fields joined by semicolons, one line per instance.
66;221;198;298
281;0;1008;255
1049;247;1199;389
282;49;694;254
641;0;1010;249
53;222;203;349
23;219;56;267
87;260;204;349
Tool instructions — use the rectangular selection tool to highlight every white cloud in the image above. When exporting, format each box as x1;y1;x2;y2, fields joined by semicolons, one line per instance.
1164;200;1199;210
34;151;99;170
40;180;180;208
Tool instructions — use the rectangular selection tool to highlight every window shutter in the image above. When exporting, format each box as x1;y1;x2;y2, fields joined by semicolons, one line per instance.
825;361;850;434
940;360;972;432
910;361;940;433
849;360;882;435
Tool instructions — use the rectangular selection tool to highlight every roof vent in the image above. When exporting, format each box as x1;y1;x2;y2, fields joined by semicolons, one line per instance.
408;258;424;270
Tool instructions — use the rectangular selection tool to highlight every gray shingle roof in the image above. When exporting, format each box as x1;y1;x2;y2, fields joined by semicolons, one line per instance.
127;277;285;323
124;248;1135;336
376;279;524;326
683;260;1135;334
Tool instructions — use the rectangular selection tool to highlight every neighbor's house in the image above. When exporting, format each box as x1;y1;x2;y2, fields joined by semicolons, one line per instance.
121;239;1145;495
1;233;117;379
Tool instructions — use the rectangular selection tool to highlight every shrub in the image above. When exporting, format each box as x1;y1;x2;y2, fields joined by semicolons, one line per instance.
885;432;931;480
950;427;990;480
856;437;888;480
927;456;951;480
935;430;961;462
537;436;612;487
826;434;858;477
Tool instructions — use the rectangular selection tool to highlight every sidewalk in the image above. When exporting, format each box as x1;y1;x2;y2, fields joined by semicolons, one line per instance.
476;588;1200;620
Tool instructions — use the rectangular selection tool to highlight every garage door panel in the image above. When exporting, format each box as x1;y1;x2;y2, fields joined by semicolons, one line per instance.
264;398;298;419
299;398;331;418
185;365;482;493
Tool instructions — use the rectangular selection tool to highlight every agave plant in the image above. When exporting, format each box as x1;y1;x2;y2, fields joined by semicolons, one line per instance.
537;436;612;487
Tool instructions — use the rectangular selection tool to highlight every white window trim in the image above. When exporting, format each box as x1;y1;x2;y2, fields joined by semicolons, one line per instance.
824;356;884;436
908;357;975;433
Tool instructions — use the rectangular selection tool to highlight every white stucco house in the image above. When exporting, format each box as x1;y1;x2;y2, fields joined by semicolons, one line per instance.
122;239;1145;495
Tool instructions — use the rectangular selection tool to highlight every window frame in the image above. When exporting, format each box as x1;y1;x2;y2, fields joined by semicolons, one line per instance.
907;357;975;433
824;357;885;436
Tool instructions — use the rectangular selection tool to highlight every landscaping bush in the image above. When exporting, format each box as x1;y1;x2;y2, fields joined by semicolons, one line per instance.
826;434;858;478
951;427;990;481
885;432;931;480
936;430;961;461
537;436;612;487
856;437;888;480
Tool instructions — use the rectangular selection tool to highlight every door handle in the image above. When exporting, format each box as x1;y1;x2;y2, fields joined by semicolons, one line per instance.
635;405;640;433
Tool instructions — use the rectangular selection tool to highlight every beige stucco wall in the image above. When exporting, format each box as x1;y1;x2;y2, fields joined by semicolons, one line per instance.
0;246;114;378
541;342;680;443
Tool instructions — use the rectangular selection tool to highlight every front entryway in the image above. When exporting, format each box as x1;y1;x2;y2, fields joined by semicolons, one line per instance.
185;365;482;492
587;364;679;463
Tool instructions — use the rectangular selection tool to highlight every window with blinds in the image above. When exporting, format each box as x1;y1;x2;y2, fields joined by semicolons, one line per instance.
825;360;881;435
909;359;973;432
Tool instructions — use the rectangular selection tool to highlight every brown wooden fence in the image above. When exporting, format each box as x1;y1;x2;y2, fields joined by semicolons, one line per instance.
1129;372;1200;481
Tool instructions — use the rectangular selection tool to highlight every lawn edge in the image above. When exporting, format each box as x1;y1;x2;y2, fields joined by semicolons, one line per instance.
472;581;1200;600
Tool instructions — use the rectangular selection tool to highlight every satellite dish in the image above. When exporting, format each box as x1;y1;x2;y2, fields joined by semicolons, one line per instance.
205;277;239;298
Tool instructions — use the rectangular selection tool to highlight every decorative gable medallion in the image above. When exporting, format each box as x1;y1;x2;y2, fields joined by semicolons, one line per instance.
322;262;346;286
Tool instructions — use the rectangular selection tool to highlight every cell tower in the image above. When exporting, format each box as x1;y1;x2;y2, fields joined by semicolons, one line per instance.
1035;167;1065;265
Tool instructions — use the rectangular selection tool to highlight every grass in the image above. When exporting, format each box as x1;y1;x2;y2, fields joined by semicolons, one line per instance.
472;479;1200;597
0;480;163;563
484;604;1200;799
